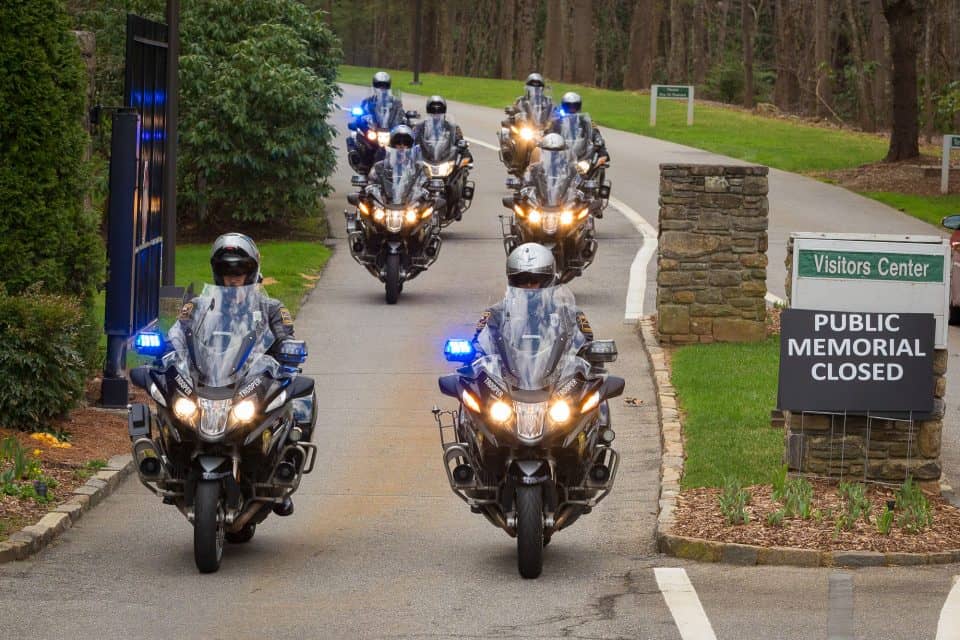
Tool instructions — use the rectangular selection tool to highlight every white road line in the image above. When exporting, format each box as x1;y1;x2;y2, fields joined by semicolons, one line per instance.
765;291;786;307
827;572;855;640
610;195;657;324
936;575;960;640
464;135;498;151
654;567;718;640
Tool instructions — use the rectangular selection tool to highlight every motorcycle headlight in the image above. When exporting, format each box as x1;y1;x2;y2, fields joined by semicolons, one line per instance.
420;205;434;220
528;209;541;224
581;391;601;413
232;399;256;422
461;389;481;413
385;209;403;232
549;400;571;424
373;207;386;222
429;161;453;177
560;210;574;225
198;398;232;438
376;131;390;145
542;211;559;234
514;401;547;440
577;160;590;174
489;400;513;424
366;130;377;141
519;127;535;141
149;383;167;407
405;209;418;224
173;396;197;420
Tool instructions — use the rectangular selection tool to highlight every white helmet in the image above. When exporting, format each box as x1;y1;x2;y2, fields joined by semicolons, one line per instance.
506;243;556;288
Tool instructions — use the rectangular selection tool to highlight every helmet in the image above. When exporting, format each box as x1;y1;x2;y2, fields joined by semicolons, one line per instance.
561;91;582;114
506;243;556;288
525;73;545;88
210;233;261;286
389;124;415;148
372;71;391;90
425;95;447;115
540;132;567;152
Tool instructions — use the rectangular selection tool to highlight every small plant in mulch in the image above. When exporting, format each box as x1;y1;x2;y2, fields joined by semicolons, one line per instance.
718;476;751;525
835;481;873;533
896;476;933;534
1;437;58;504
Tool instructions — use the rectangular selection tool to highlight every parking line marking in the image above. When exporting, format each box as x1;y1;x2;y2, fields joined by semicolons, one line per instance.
936;575;960;640
654;567;717;640
827;572;855;640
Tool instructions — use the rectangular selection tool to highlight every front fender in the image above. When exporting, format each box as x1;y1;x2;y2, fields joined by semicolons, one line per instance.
508;459;551;485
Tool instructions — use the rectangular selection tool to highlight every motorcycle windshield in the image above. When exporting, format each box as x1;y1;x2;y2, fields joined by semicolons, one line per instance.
189;284;275;388
420;116;455;163
533;149;579;207
558;113;593;160
524;97;554;128
379;147;422;205
479;286;582;391
372;94;403;129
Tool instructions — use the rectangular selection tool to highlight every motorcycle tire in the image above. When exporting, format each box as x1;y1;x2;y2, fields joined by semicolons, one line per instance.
193;480;225;573
516;484;544;579
225;522;256;544
385;253;401;305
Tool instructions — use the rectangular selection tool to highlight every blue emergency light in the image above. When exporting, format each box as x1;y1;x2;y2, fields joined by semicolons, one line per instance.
351;106;364;116
444;339;475;362
133;331;165;357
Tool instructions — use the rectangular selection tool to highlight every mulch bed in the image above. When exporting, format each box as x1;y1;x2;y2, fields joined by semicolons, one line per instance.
0;380;138;540
812;155;960;197
672;479;960;553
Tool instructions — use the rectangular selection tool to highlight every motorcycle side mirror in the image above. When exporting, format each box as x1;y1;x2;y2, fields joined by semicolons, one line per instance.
346;193;360;206
504;106;518;116
129;366;153;390
505;176;521;190
287;376;315;400
456;139;469;150
942;214;960;230
438;374;460;397
603;375;626;400
599;184;611;199
579;339;618;364
351;175;368;188
502;195;517;209
405;110;420;120
347;121;357;131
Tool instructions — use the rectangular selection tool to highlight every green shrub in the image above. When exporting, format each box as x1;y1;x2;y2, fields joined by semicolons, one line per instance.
177;0;342;226
836;481;872;531
781;477;814;519
0;288;89;430
0;0;104;303
896;476;933;534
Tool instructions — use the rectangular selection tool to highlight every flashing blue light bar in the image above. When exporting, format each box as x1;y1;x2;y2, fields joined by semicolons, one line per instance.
351;106;364;116
134;331;165;356
277;339;308;366
444;338;475;363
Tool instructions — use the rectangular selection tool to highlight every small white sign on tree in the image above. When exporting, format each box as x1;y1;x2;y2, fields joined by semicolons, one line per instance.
942;134;960;194
649;85;695;127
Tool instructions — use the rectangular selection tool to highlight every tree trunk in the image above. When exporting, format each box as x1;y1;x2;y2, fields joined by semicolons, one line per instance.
921;6;934;142
544;0;565;80
882;0;921;161
716;0;730;65
499;0;516;79
624;0;665;90
570;0;595;84
868;0;890;130
440;2;455;75
844;0;874;130
773;0;801;111
743;0;754;107
814;0;833;118
692;0;708;84
668;0;687;81
514;0;537;77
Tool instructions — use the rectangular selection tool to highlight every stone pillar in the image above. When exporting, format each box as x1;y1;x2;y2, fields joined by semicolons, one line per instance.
782;238;947;487
657;164;769;344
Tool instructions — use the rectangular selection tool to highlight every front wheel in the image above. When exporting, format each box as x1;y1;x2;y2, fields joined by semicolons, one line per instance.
385;252;401;304
516;485;544;579
194;480;224;573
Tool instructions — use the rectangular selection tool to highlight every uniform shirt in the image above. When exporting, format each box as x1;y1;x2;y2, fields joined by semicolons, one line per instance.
168;292;295;357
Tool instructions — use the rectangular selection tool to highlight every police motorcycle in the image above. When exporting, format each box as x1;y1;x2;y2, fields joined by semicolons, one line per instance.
344;133;445;304
498;74;555;178
345;77;418;176
555;110;609;188
418;105;475;226
127;284;317;573
434;285;624;579
500;134;609;283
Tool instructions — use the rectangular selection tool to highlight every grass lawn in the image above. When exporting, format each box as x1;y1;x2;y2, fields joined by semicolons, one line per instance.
858;192;960;228
94;241;331;349
669;337;783;489
339;65;889;173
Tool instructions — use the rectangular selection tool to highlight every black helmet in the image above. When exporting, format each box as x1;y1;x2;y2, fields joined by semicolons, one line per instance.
506;243;556;288
525;73;545;88
210;233;261;286
561;91;582;114
426;95;447;115
372;71;391;90
389;124;415;148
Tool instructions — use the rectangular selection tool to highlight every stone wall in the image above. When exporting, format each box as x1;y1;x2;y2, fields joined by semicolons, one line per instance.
657;164;769;344
783;237;947;485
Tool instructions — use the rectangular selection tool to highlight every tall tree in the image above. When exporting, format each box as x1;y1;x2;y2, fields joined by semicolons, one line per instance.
882;0;922;161
844;0;874;130
742;0;754;107
569;0;595;84
514;0;537;76
499;0;516;79
543;0;564;80
624;0;664;89
667;0;687;81
692;0;708;84
814;0;833;117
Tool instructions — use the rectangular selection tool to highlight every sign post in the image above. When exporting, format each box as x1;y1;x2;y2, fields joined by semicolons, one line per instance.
942;134;960;194
649;84;694;127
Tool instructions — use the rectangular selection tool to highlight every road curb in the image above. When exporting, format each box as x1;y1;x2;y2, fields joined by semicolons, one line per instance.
637;315;960;568
0;454;134;564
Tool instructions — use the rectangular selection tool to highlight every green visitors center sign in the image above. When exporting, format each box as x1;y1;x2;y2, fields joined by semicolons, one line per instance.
798;249;944;283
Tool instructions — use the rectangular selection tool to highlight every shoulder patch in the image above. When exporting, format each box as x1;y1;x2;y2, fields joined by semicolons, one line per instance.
279;307;294;326
178;302;194;321
476;310;492;332
577;313;593;338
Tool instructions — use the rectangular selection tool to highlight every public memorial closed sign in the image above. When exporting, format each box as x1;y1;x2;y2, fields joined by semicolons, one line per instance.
778;309;934;412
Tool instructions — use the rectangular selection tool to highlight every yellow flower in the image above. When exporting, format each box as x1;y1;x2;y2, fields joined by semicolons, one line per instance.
33;449;41;456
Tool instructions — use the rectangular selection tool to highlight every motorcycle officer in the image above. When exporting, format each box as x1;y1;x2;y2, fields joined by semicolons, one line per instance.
521;133;579;193
359;71;407;127
414;95;473;219
168;233;302;516
367;124;422;183
509;73;554;126
550;91;609;166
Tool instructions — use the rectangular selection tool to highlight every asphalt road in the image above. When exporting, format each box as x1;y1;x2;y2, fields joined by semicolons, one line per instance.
2;85;958;639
